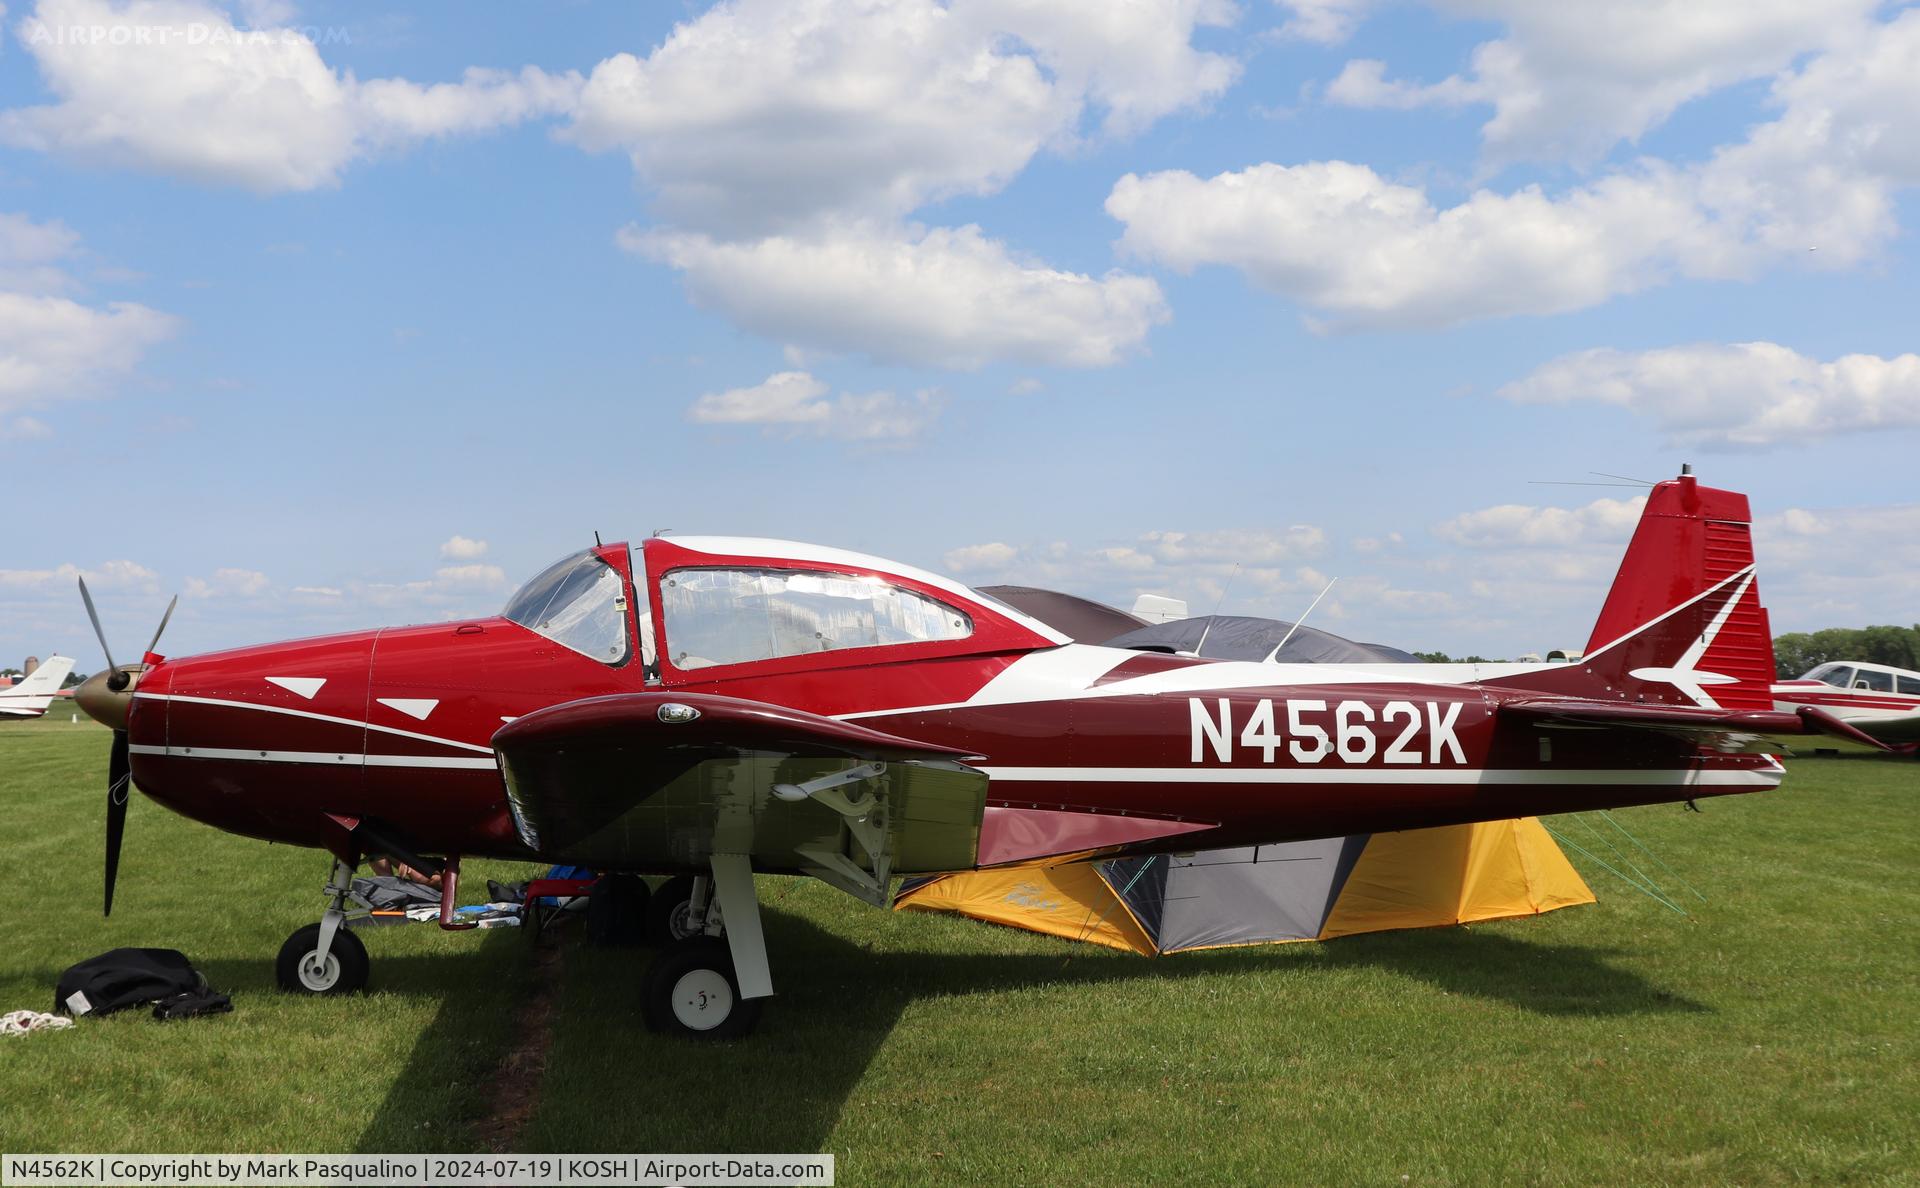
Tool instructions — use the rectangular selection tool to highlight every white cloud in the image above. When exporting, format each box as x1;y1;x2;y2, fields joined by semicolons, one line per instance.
183;566;269;598
687;370;943;443
0;293;179;412
629;222;1168;369
1500;342;1920;449
0;0;580;192
433;563;507;589
574;0;1222;368
1272;0;1372;45
1107;160;1726;329
438;535;489;560
1756;504;1920;631
564;0;1236;237
944;541;1021;573
1324;58;1486;110
1434;496;1646;549
1325;1;1883;167
0;212;179;420
0;558;159;592
0;210;83;292
1113;10;1920;330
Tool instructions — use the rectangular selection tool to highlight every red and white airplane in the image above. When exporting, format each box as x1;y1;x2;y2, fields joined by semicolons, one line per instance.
73;471;1881;1037
0;655;76;719
1772;661;1920;751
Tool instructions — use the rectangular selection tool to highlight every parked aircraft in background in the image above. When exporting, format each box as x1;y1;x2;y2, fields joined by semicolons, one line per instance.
1772;661;1920;751
0;655;76;718
70;471;1881;1037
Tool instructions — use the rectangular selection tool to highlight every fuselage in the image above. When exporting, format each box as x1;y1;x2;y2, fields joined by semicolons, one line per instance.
1771;661;1920;747
122;533;1781;871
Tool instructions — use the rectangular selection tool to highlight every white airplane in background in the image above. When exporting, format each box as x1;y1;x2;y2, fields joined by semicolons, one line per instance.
0;655;77;719
1772;661;1920;752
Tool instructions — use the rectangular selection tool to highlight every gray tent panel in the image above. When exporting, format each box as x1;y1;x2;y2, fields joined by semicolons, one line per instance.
1103;835;1369;953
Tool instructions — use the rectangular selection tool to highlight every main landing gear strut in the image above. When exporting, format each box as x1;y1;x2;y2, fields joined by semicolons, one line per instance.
275;760;894;1041
640;854;768;1040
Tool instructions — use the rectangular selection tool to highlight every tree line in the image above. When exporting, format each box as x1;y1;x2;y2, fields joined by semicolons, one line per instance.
1773;625;1920;678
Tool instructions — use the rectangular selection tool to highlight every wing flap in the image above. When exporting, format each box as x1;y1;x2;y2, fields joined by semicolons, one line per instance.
1502;698;1890;754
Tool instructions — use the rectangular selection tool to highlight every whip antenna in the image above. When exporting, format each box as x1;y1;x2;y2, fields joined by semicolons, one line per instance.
1263;577;1338;663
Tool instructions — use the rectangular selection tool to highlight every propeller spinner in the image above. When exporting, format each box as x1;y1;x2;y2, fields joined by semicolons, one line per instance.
73;577;176;916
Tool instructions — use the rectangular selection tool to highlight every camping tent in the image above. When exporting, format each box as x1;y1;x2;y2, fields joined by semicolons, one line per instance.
896;818;1593;955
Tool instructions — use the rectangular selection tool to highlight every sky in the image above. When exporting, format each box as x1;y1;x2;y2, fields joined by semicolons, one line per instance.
3;0;1918;675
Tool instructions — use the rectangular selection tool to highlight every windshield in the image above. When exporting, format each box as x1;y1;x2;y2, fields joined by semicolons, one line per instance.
1807;664;1854;688
502;550;630;665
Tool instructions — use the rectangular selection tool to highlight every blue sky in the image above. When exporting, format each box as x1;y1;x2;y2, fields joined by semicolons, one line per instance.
3;0;1918;673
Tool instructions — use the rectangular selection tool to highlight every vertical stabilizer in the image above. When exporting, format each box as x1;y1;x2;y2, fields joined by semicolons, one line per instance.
1493;475;1777;711
0;654;75;714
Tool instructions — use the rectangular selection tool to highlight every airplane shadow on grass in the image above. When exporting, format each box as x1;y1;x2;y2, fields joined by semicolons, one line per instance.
341;906;1705;1155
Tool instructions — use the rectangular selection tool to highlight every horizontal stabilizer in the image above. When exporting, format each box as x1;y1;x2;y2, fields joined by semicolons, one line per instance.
1502;698;1891;755
977;805;1213;867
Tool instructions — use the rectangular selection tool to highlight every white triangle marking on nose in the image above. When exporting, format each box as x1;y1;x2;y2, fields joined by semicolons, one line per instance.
377;698;439;721
265;677;327;700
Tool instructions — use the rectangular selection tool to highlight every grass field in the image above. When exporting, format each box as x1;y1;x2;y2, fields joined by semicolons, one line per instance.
2;714;1915;1185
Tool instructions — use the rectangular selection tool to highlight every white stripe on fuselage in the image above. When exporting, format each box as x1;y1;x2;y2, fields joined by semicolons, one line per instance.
837;643;1528;722
977;765;1780;787
128;743;498;770
135;692;492;753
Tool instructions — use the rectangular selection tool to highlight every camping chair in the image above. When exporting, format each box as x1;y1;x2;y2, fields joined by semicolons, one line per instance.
520;874;601;942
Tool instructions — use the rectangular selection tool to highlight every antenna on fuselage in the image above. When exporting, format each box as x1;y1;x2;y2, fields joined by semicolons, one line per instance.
1189;564;1239;658
1263;577;1339;663
593;531;603;547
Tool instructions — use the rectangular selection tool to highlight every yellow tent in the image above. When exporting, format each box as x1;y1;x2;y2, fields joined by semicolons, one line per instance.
896;818;1593;955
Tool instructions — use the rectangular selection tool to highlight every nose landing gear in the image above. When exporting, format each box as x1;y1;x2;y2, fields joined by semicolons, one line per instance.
276;859;370;995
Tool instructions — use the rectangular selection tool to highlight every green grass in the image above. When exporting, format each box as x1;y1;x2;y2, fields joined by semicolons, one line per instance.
3;715;1916;1184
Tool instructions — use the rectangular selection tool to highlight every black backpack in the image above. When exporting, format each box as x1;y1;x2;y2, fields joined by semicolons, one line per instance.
56;948;205;1018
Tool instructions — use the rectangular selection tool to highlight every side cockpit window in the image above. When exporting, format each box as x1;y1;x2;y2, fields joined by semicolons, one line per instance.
661;568;971;670
503;550;630;665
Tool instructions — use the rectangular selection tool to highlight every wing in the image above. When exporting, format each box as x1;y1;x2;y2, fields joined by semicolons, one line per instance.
491;692;988;901
1501;698;1890;754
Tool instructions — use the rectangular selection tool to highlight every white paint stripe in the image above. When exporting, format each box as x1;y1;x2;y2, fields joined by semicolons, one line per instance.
129;743;497;770
135;693;493;753
975;766;1778;787
1583;564;1756;662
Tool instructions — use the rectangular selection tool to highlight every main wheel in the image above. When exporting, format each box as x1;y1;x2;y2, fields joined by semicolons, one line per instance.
642;937;763;1039
275;923;370;995
646;875;701;946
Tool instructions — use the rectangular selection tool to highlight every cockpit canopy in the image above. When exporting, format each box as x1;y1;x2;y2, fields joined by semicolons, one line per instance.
503;536;1068;679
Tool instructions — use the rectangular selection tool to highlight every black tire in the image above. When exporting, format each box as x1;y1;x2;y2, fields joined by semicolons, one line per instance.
275;923;370;995
645;875;700;946
585;874;651;947
642;937;763;1039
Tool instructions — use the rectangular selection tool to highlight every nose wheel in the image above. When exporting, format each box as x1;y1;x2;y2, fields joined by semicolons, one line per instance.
277;857;372;996
277;922;370;994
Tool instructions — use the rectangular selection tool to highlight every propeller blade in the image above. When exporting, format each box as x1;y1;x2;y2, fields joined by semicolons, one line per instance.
105;731;130;917
143;594;179;658
78;575;118;674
